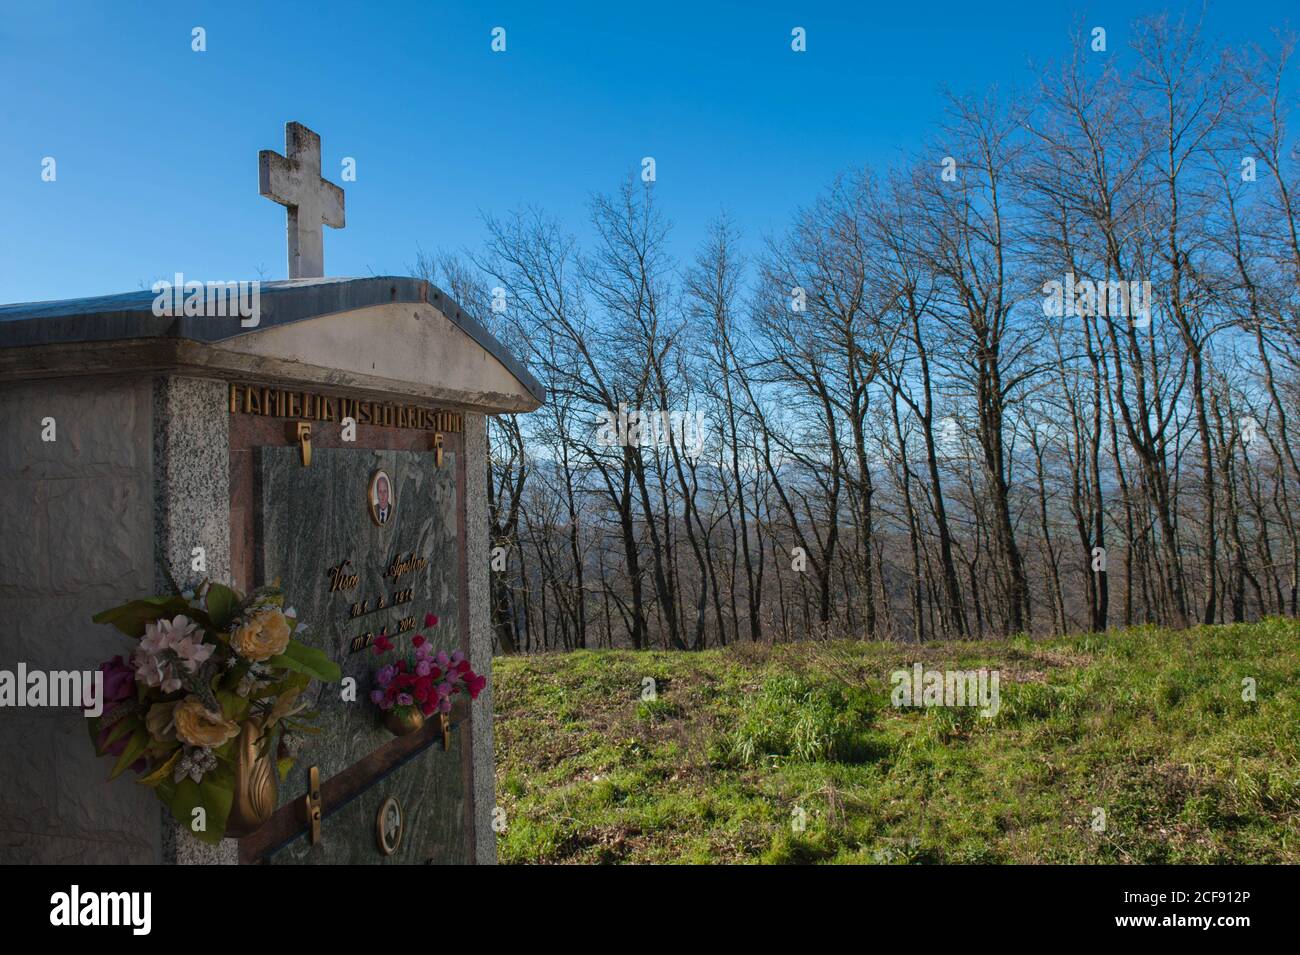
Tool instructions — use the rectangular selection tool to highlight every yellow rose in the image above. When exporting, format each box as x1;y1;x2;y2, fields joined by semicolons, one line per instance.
145;700;179;742
230;609;291;662
173;696;240;748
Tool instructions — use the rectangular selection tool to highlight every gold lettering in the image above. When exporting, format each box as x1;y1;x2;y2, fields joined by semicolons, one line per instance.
227;383;463;432
328;559;359;593
384;552;428;582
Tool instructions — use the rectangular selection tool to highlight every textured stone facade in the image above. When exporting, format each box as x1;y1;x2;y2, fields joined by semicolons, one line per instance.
465;412;497;864
1;376;502;865
151;376;237;864
0;375;159;863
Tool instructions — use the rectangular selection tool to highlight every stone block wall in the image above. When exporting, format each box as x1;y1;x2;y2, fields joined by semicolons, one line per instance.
0;375;158;863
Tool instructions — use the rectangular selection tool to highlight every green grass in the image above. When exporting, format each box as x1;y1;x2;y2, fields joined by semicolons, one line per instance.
491;618;1300;864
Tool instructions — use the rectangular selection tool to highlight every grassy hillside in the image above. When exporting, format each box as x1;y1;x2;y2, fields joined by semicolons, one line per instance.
492;618;1299;864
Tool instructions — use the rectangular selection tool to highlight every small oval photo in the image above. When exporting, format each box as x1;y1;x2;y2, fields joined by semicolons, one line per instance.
368;469;395;527
375;795;403;856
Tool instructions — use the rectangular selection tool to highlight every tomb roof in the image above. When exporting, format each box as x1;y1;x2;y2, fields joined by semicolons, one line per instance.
0;276;544;414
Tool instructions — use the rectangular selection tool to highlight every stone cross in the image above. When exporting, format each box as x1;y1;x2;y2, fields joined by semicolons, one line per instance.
259;122;345;279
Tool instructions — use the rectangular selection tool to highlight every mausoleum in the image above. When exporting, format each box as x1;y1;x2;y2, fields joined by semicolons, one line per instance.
0;124;542;864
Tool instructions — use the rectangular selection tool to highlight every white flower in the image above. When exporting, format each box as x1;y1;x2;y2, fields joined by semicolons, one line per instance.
132;615;213;693
173;747;217;784
133;651;178;693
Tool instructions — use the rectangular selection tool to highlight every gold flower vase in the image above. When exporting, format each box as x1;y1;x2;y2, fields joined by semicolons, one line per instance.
384;705;425;737
226;720;278;838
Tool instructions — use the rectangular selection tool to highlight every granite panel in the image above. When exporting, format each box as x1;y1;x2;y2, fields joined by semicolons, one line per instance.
152;376;233;865
464;412;497;864
266;730;466;864
256;445;464;863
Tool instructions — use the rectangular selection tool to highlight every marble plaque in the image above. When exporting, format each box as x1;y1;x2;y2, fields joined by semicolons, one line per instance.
254;446;466;863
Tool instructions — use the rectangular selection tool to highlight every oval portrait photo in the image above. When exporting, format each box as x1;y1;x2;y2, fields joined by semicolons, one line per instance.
368;469;395;527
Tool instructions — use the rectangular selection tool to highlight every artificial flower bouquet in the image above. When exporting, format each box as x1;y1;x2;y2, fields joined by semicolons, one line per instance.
369;612;486;733
87;581;341;843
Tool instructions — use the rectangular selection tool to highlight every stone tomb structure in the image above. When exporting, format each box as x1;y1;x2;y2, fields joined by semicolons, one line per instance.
0;276;542;863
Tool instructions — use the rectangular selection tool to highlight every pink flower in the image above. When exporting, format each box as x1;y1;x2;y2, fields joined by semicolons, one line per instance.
90;656;135;710
397;693;414;707
370;689;385;705
434;650;450;669
416;659;432;677
92;658;149;773
376;665;397;687
131;615;211;693
449;650;464;667
437;697;452;713
467;673;487;700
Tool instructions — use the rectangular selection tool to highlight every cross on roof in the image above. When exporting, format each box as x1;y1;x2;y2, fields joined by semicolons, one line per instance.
258;122;345;279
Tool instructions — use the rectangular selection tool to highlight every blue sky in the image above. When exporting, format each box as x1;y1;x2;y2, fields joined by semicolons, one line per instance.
1;1;1294;304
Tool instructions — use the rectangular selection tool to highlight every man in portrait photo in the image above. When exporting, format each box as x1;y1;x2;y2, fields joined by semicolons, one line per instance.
374;473;393;525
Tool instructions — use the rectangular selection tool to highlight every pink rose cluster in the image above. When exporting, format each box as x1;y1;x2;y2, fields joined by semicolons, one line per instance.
369;613;486;717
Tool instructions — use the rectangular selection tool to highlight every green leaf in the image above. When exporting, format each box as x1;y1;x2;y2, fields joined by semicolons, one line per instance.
241;585;284;611
161;763;234;845
211;736;237;762
92;596;192;638
108;727;149;780
137;749;181;788
205;584;239;630
269;639;341;683
99;715;141;753
280;719;322;735
216;689;251;724
250;672;310;700
220;663;248;693
277;757;295;783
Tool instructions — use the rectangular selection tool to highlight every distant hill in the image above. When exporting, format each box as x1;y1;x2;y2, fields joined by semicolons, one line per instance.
493;619;1300;864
